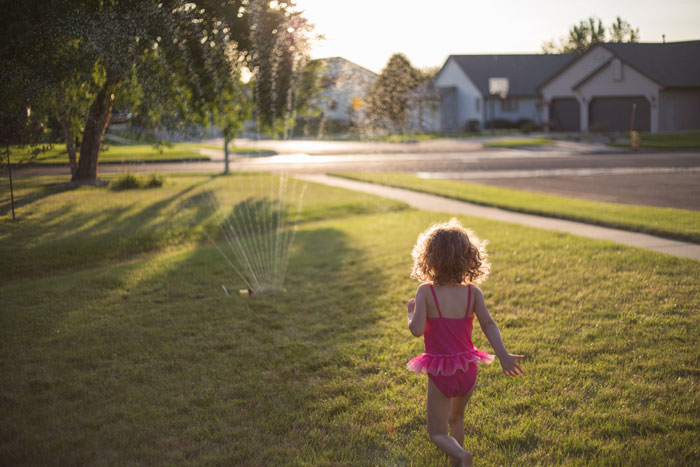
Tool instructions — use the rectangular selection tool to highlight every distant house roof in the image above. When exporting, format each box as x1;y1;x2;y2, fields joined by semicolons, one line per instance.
446;53;577;97
406;81;455;100
600;40;700;87
319;56;378;78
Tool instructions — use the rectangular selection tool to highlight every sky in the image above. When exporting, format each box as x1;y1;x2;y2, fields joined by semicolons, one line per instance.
293;0;700;73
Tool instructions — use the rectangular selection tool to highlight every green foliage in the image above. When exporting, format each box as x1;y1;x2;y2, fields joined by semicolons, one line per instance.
1;0;319;181
110;172;143;190
110;172;165;190
6;143;212;164
366;53;424;130
144;173;165;188
541;16;640;54
248;2;320;137
609;16;640;43
609;131;700;149
483;138;555;147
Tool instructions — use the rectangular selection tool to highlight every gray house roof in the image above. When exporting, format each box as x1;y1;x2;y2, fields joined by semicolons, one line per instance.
405;81;455;101
600;40;700;87
447;53;577;97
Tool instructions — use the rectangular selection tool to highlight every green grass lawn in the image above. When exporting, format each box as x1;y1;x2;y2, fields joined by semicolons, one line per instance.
335;172;700;243
1;174;699;465
609;131;700;149
5;142;271;165
483;138;556;147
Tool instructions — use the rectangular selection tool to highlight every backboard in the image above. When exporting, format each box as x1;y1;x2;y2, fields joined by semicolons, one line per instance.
488;77;509;99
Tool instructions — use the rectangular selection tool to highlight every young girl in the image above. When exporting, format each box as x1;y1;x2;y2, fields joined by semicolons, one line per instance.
406;219;524;466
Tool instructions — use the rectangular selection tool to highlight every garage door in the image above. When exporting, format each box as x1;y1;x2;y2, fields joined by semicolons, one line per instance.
549;98;580;131
589;96;650;132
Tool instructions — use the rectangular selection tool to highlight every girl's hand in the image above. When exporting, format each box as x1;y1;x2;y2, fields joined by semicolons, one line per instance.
407;298;416;314
499;354;525;377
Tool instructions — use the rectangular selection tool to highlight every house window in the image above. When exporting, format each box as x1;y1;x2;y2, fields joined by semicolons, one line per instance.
475;98;480;112
501;98;518;112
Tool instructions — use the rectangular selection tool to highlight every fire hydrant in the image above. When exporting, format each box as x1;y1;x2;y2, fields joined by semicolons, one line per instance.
630;131;640;151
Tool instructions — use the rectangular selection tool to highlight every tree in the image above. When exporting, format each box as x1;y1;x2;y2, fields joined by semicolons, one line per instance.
247;1;319;137
609;16;640;43
566;16;606;54
1;0;272;184
291;58;325;136
366;53;423;131
541;16;640;54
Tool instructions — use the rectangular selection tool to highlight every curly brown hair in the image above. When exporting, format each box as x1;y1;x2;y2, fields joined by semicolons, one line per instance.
410;218;490;285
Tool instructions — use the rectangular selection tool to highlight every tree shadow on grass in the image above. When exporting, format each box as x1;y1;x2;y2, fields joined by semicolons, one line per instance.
0;177;218;282
0;180;73;217
0;222;398;465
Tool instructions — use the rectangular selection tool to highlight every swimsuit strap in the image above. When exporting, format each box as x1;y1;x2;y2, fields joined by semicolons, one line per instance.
466;284;472;316
428;284;443;318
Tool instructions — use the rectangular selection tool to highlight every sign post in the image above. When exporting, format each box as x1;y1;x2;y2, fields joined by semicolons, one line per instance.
488;77;509;135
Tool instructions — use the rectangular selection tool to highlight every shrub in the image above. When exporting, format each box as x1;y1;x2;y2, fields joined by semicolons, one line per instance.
486;119;518;129
465;120;480;133
110;172;165;190
111;172;141;190
517;119;540;134
145;174;165;188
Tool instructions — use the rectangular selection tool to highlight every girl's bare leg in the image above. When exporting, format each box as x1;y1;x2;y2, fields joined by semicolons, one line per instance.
427;379;473;466
448;388;474;465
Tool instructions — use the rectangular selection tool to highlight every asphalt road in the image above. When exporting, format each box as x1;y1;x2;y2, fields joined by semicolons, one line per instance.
10;139;700;211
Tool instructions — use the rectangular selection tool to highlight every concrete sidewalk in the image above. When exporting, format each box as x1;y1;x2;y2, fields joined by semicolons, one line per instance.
298;174;700;261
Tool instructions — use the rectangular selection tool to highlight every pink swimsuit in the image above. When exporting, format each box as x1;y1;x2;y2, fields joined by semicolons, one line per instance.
407;284;494;398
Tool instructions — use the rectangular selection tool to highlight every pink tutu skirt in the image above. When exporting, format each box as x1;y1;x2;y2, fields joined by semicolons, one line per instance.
407;349;494;376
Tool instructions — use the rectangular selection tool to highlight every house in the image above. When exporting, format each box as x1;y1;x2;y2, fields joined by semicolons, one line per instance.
422;53;577;132
412;40;700;134
316;57;377;125
539;40;700;133
405;80;454;132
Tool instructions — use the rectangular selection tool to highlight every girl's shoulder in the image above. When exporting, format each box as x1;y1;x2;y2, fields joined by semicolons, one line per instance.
415;282;433;298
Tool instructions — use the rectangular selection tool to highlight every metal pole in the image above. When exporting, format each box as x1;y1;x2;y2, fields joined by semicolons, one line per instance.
6;145;16;221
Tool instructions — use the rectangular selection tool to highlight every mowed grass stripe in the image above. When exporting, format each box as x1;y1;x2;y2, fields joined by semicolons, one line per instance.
335;172;700;243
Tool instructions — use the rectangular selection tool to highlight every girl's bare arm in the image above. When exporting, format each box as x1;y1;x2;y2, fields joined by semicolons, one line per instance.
408;284;428;337
472;287;524;376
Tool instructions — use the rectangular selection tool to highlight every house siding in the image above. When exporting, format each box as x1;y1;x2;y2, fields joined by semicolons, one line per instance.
541;46;615;99
540;45;616;130
434;59;482;131
659;89;700;131
485;97;542;124
407;97;441;131
317;58;376;123
576;60;661;132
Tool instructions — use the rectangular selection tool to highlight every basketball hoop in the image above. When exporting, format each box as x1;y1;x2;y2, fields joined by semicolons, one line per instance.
489;77;509;99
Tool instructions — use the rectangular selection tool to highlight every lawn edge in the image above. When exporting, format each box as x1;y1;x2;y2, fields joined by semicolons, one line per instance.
332;173;700;244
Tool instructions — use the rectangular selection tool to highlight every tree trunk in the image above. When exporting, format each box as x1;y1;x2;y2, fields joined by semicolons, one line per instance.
56;91;78;176
223;136;230;174
72;73;119;184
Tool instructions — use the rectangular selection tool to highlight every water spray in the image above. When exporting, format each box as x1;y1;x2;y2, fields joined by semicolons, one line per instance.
203;173;306;295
